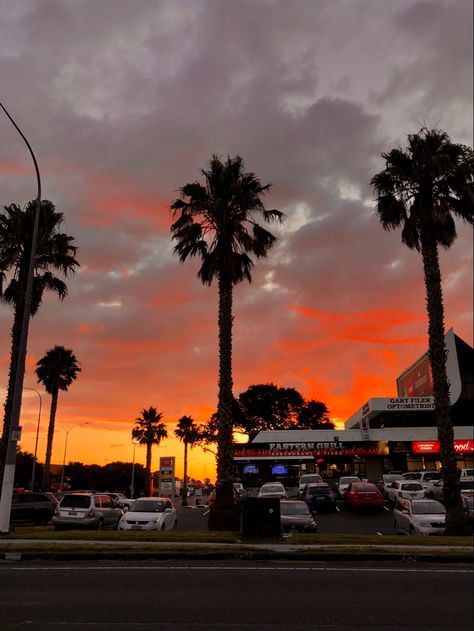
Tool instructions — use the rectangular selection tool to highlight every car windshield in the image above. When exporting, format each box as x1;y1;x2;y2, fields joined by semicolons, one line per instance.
261;485;283;493
340;477;360;484
383;475;403;483
60;495;91;508
300;475;321;484
131;500;165;513
281;503;310;516
401;483;423;491
412;502;446;515
307;487;330;495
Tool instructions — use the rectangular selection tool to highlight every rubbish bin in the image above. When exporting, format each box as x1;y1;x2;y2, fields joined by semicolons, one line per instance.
241;497;281;538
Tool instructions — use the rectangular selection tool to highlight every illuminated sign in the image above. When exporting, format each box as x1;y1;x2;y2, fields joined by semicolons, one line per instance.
412;440;473;454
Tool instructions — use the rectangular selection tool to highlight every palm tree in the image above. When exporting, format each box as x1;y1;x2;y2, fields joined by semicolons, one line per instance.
132;407;168;496
174;416;200;506
170;154;283;528
370;127;474;534
0;200;79;472
35;346;81;490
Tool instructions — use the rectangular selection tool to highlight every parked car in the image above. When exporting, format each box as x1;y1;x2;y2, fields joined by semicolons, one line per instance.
280;500;318;533
344;482;384;511
10;492;57;526
297;474;323;498
336;476;361;498
461;493;474;523
386;480;425;504
208;487;241;509
233;482;245;497
258;482;288;499
393;498;446;535
53;493;123;530
460;469;474;480
425;479;445;501
118;497;177;531
302;482;337;512
377;473;404;498
103;493;135;510
402;470;441;489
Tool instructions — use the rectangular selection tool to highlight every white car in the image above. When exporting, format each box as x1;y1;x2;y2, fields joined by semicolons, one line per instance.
386;480;425;504
393;498;446;535
377;474;404;498
257;482;288;499
402;470;441;490
297;474;323;497
336;476;361;498
118;497;177;531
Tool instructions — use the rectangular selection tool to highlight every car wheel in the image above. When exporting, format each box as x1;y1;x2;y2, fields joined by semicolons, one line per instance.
172;520;177;531
161;523;166;531
394;520;401;534
409;525;414;536
96;519;104;530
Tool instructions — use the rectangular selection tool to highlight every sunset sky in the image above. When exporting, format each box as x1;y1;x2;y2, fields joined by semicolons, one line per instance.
0;0;472;483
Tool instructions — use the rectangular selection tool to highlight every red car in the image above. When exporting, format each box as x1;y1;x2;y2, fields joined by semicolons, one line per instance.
344;482;384;511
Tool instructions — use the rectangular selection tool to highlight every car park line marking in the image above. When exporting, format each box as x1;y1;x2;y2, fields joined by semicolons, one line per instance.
383;506;389;511
376;532;383;536
3;566;473;573
202;510;210;516
335;506;340;512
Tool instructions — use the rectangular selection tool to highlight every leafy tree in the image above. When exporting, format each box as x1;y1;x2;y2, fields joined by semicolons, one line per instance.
35;345;81;490
174;416;200;506
171;154;283;528
371;127;474;534
235;384;332;439
297;399;333;430
132;407;168;495
0;200;79;472
14;447;42;490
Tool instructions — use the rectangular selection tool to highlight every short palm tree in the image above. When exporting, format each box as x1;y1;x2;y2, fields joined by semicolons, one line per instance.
174;416;200;506
171;154;283;528
0;200;79;471
132;407;168;496
36;346;81;490
370;127;474;534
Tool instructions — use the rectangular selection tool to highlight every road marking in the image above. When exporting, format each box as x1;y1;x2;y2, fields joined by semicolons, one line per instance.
383;506;389;511
376;532;383;536
335;506;341;512
3;566;472;573
203;510;210;516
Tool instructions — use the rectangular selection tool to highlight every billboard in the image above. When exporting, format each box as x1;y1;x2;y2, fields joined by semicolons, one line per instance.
412;440;473;454
158;456;176;497
396;329;462;403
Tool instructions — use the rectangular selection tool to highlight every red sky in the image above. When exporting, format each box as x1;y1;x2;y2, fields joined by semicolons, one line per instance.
0;0;472;483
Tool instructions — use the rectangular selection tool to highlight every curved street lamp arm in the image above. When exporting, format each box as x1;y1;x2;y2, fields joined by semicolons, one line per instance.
0;103;41;202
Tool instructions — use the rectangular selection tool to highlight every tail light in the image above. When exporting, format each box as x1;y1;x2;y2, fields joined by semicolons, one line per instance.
86;508;96;518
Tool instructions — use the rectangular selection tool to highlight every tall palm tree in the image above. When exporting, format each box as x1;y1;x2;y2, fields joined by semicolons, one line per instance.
132;407;168;496
171;154;283;528
370;128;474;534
0;200;79;472
174;415;200;506
35;346;81;490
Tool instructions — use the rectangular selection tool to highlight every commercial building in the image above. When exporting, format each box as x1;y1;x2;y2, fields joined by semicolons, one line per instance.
233;329;473;486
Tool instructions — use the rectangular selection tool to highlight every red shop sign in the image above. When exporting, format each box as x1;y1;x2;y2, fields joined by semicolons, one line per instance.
412;440;473;454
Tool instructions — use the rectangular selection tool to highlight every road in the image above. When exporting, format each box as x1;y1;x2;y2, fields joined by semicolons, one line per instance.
1;560;472;630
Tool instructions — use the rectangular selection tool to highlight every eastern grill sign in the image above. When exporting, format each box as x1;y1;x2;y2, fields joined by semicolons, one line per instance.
269;442;342;450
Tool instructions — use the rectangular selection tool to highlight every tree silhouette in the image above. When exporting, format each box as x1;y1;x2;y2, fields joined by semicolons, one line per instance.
132;407;168;496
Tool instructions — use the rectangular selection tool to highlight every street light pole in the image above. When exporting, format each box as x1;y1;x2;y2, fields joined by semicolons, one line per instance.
23;387;42;491
130;440;138;499
58;423;88;490
0;103;42;534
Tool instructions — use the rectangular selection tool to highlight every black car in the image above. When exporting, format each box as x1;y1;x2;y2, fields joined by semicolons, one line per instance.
280;500;318;533
302;482;338;512
10;492;58;525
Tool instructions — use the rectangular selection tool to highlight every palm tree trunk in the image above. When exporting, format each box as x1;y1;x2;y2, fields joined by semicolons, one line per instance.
420;233;465;534
182;440;188;506
210;273;239;530
146;442;152;496
42;388;59;491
